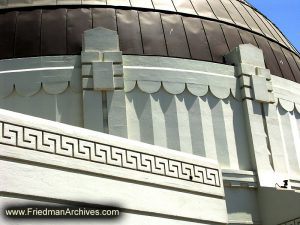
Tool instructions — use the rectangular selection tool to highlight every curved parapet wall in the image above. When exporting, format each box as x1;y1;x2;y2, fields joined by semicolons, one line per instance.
0;0;299;82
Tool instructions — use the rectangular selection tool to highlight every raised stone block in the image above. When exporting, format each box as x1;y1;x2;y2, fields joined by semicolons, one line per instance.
81;64;92;76
225;44;265;69
81;51;101;63
256;67;271;80
239;44;265;68
83;27;119;52
267;82;273;92
92;62;114;90
236;63;256;77
269;93;275;103
113;77;124;89
113;64;123;76
103;51;123;64
241;87;252;100
239;75;251;88
251;76;269;103
82;77;93;89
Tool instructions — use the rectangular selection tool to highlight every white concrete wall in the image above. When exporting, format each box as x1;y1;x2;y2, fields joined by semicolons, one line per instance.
0;109;227;225
270;76;300;184
123;56;251;171
0;196;212;225
125;87;251;171
2;53;300;224
0;56;82;127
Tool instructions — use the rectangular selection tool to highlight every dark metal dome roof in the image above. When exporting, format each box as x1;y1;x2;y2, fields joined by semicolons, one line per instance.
0;0;299;82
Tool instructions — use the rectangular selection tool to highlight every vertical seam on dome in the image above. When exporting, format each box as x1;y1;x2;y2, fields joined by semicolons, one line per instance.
188;0;198;17
170;0;177;12
91;8;94;28
40;9;42;56
115;9;119;33
66;8;68;54
239;1;263;34
159;13;169;56
201;20;213;61
236;28;243;46
150;0;155;10
267;40;284;78
252;10;278;43
228;0;250;30
220;24;230;53
291;54;300;83
180;16;192;59
219;24;230;58
253;34;276;74
88;8;92;30
137;11;144;54
266;19;293;51
13;11;18;58
205;0;218;19
280;47;297;81
218;0;235;25
292;54;300;73
149;0;155;9
266;20;286;44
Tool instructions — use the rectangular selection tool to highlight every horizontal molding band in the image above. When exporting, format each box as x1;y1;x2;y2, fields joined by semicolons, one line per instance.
0;0;297;57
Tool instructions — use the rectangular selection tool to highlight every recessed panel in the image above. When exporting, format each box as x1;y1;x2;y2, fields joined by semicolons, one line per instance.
239;29;258;47
220;0;248;28
222;24;243;51
92;8;117;31
172;0;197;15
41;9;67;55
151;0;176;11
282;48;300;83
116;10;143;54
229;0;262;34
254;35;282;77
270;42;295;81
15;9;42;57
203;20;229;63
161;13;190;58
0;11;17;59
207;0;233;23
182;17;212;61
139;11;168;56
67;8;92;54
190;0;216;19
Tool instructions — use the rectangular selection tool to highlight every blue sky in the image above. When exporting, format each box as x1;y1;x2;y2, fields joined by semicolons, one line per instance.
247;0;300;51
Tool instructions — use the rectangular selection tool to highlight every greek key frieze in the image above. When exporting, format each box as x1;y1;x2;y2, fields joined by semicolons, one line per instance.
0;121;220;187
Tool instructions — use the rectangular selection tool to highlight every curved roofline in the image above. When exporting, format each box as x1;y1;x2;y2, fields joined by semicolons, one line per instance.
0;4;299;82
1;3;298;57
0;0;297;55
236;0;299;54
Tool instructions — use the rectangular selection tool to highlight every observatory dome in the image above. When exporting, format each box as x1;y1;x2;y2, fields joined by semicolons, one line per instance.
0;0;299;82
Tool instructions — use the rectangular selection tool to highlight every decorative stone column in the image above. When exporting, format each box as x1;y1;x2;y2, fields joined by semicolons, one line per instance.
81;27;127;138
225;44;289;187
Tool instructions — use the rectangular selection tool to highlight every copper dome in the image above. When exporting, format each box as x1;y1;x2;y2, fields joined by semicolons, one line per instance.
0;0;299;82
